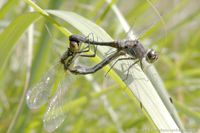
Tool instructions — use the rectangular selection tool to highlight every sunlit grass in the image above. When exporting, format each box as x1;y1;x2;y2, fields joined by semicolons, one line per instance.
0;0;200;132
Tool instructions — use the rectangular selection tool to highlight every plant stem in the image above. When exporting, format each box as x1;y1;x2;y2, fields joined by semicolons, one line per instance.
7;7;34;133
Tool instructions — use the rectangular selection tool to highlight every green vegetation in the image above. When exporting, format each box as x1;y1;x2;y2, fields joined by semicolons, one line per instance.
0;0;199;132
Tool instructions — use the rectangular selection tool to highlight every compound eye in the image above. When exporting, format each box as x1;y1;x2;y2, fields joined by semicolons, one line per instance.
70;41;77;47
70;41;79;52
146;49;158;63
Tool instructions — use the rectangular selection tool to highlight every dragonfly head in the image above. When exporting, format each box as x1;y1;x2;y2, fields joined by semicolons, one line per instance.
69;41;80;53
60;40;79;66
145;49;158;63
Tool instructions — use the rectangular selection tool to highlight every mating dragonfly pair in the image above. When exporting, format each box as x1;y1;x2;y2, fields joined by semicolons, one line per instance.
26;34;158;132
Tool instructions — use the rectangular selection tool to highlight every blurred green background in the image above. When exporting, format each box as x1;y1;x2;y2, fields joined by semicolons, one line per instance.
0;0;200;132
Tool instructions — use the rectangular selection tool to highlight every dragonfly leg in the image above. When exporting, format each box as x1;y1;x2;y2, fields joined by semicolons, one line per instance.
80;45;97;57
75;41;91;53
69;51;123;75
140;60;144;70
78;44;90;53
123;60;139;81
75;43;97;57
169;97;173;104
80;33;97;56
86;32;96;42
105;57;134;77
140;102;143;109
77;32;95;53
76;40;97;56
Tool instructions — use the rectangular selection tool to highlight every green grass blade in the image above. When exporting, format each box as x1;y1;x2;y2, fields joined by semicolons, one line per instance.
107;1;184;130
0;0;19;19
0;12;41;77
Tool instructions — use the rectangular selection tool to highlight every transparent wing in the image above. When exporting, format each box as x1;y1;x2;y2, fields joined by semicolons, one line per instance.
43;73;72;132
26;63;59;109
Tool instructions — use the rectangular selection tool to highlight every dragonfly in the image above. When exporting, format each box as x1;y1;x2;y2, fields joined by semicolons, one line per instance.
26;32;158;132
67;34;158;79
26;34;97;132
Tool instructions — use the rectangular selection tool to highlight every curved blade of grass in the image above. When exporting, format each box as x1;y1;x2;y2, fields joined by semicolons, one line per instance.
0;12;41;78
106;0;184;130
0;0;19;19
47;10;180;131
23;0;71;84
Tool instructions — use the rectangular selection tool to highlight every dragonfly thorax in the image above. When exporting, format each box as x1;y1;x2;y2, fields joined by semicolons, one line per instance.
124;40;158;64
124;40;147;61
60;44;77;70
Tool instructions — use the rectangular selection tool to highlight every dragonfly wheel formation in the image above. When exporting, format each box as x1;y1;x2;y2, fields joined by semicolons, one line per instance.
26;33;158;132
67;34;158;76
